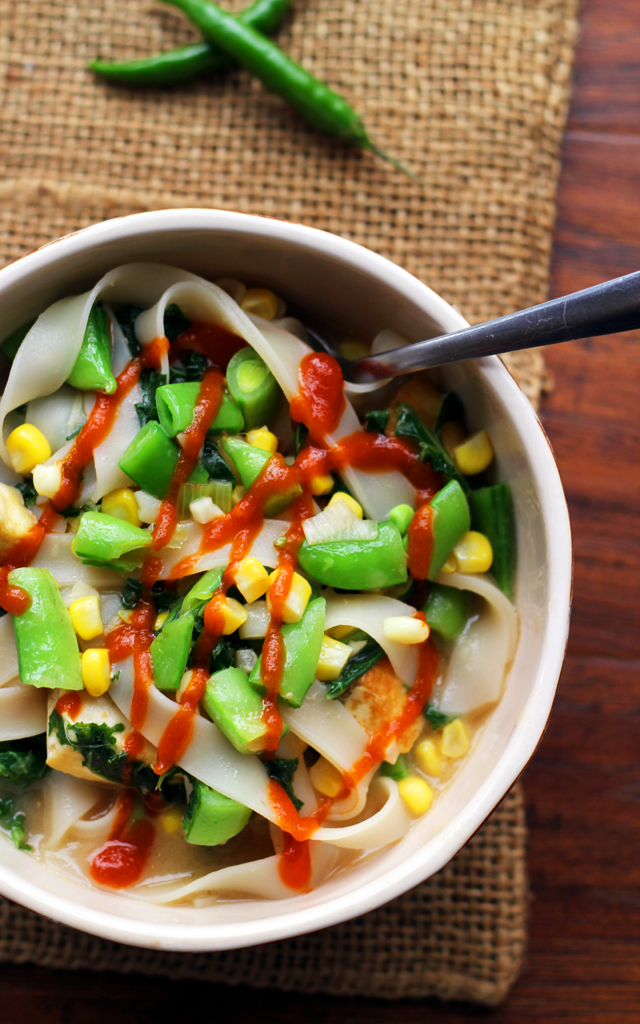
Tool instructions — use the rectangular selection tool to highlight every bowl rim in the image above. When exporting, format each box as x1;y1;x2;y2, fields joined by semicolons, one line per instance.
0;209;572;950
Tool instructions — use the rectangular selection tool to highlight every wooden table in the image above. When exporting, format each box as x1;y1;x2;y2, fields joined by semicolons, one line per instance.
3;0;640;1018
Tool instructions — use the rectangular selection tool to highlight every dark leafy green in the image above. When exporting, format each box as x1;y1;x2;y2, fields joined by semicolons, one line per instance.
151;581;178;614
114;305;144;357
394;402;470;495
265;758;303;812
65;423;83;442
0;797;30;851
135;369;167;427
169;351;208;383
164;303;191;341
201;437;237;485
424;705;454;730
325;637;385;700
121;578;143;610
16;481;38;507
364;409;390;434
380;753;408;780
48;709;158;792
293;422;308;456
0;735;48;787
435;392;465;433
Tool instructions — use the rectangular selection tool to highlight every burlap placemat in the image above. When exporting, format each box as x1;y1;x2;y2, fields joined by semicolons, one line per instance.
0;0;576;1004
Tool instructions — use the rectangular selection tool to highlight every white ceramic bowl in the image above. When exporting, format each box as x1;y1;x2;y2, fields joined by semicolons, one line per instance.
0;210;571;950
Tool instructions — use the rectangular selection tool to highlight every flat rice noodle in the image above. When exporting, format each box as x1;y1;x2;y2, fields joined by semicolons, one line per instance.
26;385;85;454
431;571;518;715
312;776;412;849
91;381;141;501
137;840;340;904
0;684;47;740
30;533;125;588
42;771;103;848
0;614;19;686
157;518;285;579
324;592;419;686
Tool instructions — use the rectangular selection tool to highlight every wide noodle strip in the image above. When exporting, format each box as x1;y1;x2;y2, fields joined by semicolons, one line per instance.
324;593;419;685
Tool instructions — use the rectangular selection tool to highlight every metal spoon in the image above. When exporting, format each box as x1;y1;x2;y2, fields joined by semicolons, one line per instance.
304;269;640;385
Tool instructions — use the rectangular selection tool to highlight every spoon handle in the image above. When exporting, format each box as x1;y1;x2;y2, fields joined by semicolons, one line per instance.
347;269;640;382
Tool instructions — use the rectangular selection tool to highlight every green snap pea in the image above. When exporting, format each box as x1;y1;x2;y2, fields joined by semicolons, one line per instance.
380;753;409;780
427;480;471;580
221;436;301;515
469;484;515;598
8;568;82;690
74;511;152;571
156;382;244;437
67;306;117;395
226;347;282;430
423;582;470;641
118;420;180;500
388;503;414;536
90;0;291;87
250;597;325;707
150;614;194;691
297;521;407;591
202;667;269;754
183;779;251;846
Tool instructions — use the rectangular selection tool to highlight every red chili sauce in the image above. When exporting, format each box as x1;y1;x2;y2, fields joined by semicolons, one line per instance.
406;504;435;580
0;504;61;614
89;789;154;889
289;352;345;441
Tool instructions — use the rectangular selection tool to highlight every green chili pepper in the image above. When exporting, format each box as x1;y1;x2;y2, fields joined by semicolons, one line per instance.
156;382;244;437
297;521;407;591
8;568;82;690
380;754;408;780
150;614;194;691
220;436;301;515
427;480;471;580
202;666;270;754
226;347;282;430
90;0;291;87
183;778;251;846
118;420;180;500
1;321;35;362
66;306;117;395
469;484;515;598
74;511;152;571
250;597;325;707
161;0;412;174
423;582;470;641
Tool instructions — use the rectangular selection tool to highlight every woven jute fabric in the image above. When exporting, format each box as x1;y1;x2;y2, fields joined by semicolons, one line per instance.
0;787;527;1005
0;0;576;1004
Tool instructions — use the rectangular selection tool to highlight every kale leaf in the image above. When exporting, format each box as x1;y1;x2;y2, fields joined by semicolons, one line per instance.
121;578;143;610
135;369;166;427
424;705;454;731
16;480;38;507
114;305;145;357
164;303;191;341
48;710;158;793
201;436;237;485
151;581;178;614
0;797;30;851
294;423;308;456
265;758;303;812
325;637;385;700
435;392;465;434
394;402;470;495
0;735;48;787
364;409;390;434
169;351;208;384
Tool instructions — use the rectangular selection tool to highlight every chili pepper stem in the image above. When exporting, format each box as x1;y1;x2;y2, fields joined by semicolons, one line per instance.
365;140;418;181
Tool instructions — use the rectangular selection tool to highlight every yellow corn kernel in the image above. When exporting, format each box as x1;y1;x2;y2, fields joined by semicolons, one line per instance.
398;776;433;816
452;530;493;574
233;556;270;603
266;569;311;624
220;597;248;635
240;288;280;321
69;595;103;641
246;427;278;454
453;429;494;475
310;474;334;496
439;553;458;574
101;487;141;527
382;615;430;645
315;635;352;681
440;420;466;458
414;738;443;777
160;808;184;834
154;610;169;631
6;424;52;475
339;339;370;361
327;491;363;519
326;624;355;640
441;719;470;759
231;484;246;506
309;757;344;798
81;648;111;697
32;462;62;499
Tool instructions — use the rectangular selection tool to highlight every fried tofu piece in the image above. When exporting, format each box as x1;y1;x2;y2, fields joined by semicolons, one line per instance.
387;373;444;433
0;483;37;559
344;657;422;754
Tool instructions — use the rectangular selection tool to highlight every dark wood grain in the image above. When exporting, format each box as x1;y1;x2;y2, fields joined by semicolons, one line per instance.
1;0;640;1018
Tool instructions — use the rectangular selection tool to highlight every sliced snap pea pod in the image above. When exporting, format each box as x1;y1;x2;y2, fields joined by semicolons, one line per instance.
156;382;244;437
380;753;409;780
297;521;407;591
67;306;117;394
325;636;384;699
8;568;82;690
427;480;471;579
118;420;180;500
469;483;515;598
202;667;269;754
180;568;224;616
150;614;194;691
423;582;470;642
74;511;152;571
221;436;300;515
1;320;36;362
250;597;325;707
226;347;282;430
183;778;251;846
